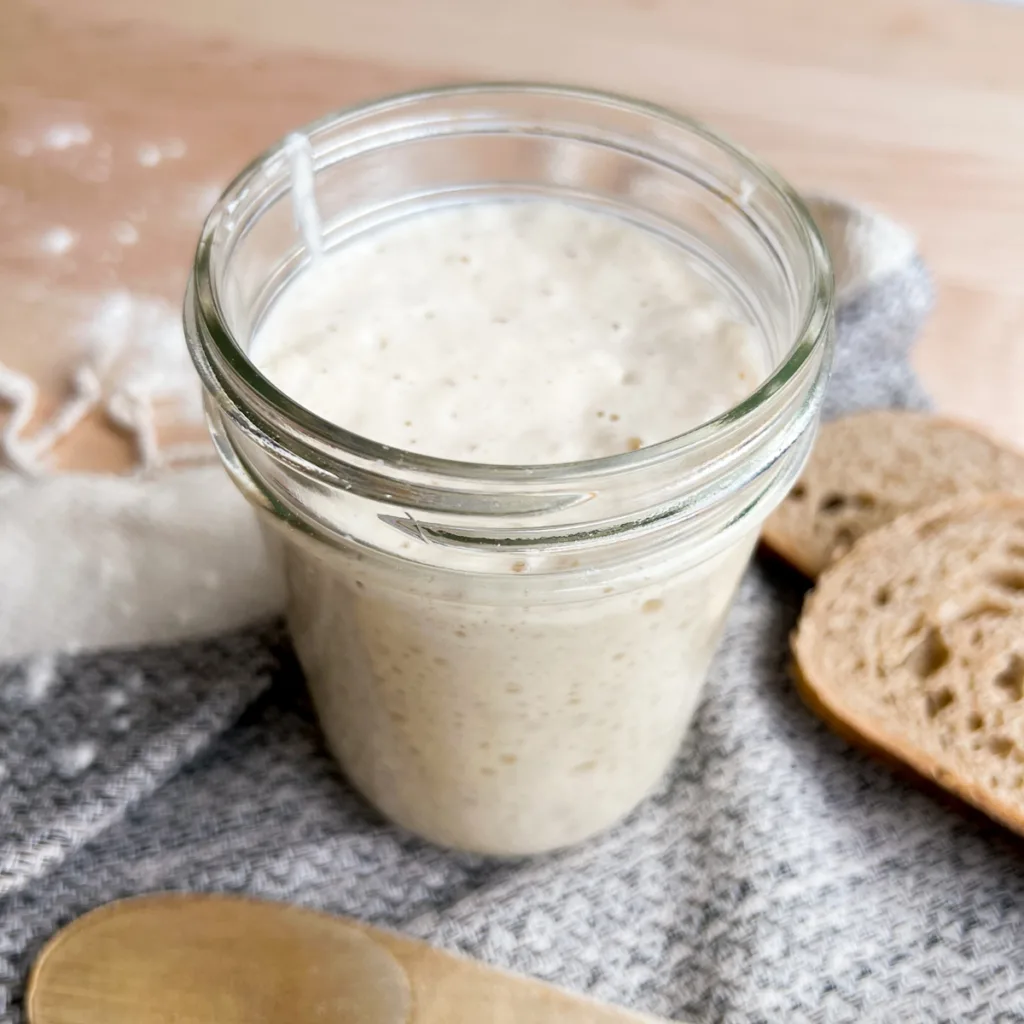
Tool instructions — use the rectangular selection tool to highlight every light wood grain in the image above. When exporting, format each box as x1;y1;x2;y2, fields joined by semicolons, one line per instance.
3;0;1024;471
26;893;671;1024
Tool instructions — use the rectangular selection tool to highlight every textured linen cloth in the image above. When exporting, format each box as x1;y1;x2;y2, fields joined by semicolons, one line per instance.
2;199;1023;1024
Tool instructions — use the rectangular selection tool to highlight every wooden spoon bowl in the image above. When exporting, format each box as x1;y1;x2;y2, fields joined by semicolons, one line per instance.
27;893;675;1024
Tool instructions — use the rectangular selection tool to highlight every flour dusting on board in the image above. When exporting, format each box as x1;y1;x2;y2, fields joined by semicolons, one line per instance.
77;290;199;413
38;226;78;256
0;290;205;475
42;123;93;151
137;139;187;167
77;290;206;468
0;111;222;475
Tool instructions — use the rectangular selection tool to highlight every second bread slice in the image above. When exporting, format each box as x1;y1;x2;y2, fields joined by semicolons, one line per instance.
762;411;1024;577
793;494;1024;837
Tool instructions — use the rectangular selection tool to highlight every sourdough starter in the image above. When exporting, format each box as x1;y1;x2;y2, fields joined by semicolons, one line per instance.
252;200;768;853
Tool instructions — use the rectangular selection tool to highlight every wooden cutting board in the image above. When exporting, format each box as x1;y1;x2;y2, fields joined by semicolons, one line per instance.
3;0;1024;474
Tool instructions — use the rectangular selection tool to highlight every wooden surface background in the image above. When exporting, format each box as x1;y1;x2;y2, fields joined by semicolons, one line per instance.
3;0;1024;472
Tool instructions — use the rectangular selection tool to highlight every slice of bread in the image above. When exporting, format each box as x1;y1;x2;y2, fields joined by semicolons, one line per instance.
792;494;1024;837
762;411;1024;577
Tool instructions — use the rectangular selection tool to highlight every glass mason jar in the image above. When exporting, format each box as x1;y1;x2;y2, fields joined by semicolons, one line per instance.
185;84;834;856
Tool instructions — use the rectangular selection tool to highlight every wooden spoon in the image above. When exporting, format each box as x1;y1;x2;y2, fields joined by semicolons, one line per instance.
27;893;678;1023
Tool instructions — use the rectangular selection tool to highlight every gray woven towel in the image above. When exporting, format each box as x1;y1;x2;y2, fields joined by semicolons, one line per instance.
2;200;1022;1024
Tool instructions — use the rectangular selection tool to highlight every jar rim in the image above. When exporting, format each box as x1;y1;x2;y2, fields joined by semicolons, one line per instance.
189;81;834;487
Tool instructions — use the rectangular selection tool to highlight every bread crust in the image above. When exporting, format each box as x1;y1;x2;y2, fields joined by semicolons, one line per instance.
763;411;1024;579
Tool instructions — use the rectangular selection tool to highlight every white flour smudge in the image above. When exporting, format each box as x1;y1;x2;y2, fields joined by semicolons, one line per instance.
74;289;205;469
39;226;78;255
0;118;215;474
111;221;139;246
1;289;207;474
77;141;114;184
80;164;110;184
43;123;92;150
184;183;225;224
77;289;204;418
136;143;162;168
137;139;187;168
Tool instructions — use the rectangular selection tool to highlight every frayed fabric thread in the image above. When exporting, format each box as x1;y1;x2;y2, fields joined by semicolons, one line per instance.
0;363;101;475
0;363;212;476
